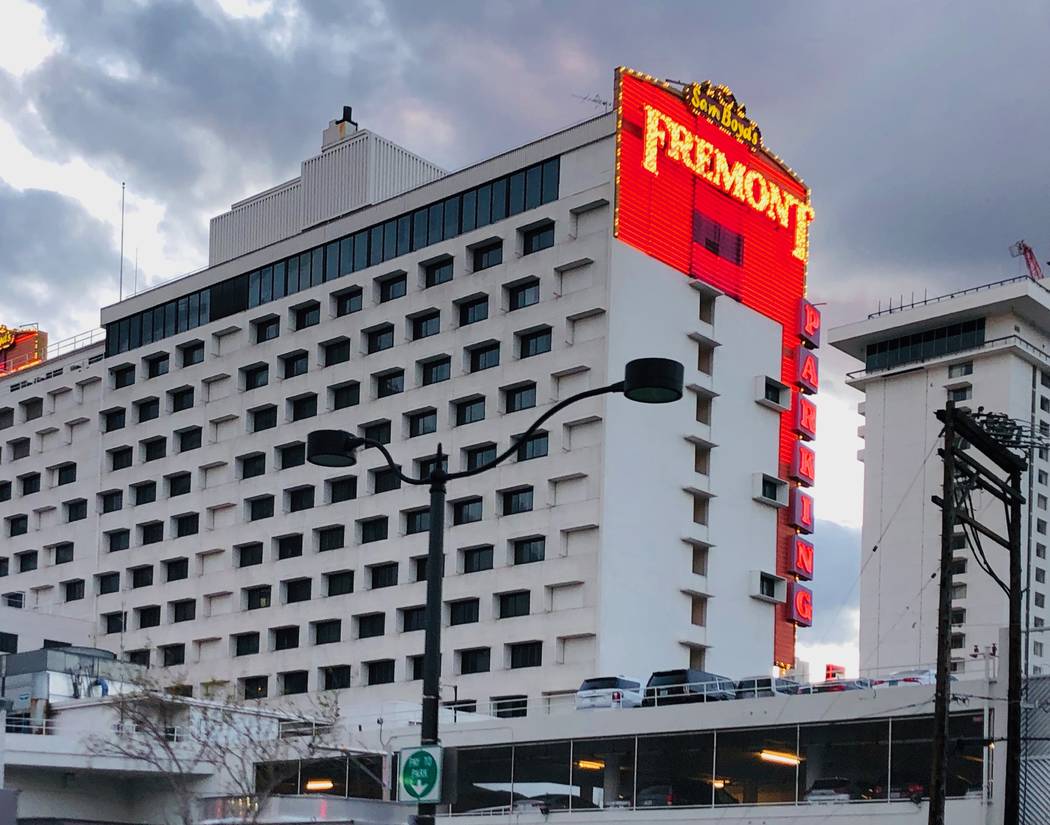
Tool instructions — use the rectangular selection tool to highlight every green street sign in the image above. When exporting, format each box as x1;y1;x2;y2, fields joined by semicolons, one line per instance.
398;745;442;803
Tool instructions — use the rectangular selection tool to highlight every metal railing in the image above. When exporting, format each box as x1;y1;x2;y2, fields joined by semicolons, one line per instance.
867;275;1047;319
848;334;1050;381
1;326;106;380
6;717;60;735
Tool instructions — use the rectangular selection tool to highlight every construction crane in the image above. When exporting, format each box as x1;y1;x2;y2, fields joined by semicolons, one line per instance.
1010;240;1045;280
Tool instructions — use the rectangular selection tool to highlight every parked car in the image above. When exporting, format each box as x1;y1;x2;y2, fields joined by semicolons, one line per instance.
860;777;926;802
804;776;853;803
642;669;737;706
637;781;739;807
875;668;956;686
798;678;875;694
735;676;800;699
575;676;645;710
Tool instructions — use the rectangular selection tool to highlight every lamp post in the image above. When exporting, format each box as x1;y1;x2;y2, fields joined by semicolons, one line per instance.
307;357;683;823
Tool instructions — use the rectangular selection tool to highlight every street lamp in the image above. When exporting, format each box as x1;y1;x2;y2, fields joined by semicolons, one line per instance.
307;357;683;823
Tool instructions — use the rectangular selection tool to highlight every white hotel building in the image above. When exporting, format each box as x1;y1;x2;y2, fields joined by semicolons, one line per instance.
0;106;803;709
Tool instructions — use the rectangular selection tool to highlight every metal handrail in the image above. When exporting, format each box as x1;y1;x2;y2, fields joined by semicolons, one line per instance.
867;276;1048;319
847;334;1050;381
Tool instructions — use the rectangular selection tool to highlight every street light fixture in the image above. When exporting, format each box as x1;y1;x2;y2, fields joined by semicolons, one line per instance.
307;356;683;823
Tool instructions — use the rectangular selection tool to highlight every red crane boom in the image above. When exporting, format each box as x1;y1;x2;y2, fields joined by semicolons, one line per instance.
1010;240;1045;280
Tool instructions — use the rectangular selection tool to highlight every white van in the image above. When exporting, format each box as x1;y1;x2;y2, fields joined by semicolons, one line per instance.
575;675;644;710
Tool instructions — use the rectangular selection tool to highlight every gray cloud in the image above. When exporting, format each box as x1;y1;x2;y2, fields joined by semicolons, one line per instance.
805;519;862;645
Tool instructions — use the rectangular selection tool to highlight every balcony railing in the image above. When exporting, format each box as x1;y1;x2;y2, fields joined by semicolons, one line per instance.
848;334;1050;381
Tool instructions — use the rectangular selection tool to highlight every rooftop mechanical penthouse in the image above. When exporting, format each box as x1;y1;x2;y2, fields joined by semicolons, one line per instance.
0;68;818;707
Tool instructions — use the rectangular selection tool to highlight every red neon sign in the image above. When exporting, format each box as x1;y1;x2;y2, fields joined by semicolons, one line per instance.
789;489;815;534
791;442;816;487
789;582;813;627
799;298;821;349
791;537;815;580
825;663;845;680
794;393;817;441
796;349;819;394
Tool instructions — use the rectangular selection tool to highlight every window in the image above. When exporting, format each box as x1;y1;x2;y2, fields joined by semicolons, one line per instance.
323;338;351;366
366;659;395;685
406;509;430;535
367;325;395;354
507;279;540;311
361;516;388;543
136;398;160;422
283;578;311;604
456;397;485;426
372;468;401;495
177;428;202;452
0;482;9;502
1036;641;1045;658
273;626;299;650
98;572;120;594
7;514;27;537
243;364;268;390
470;342;500;372
949;361;973;378
66;499;87;522
103;612;126;634
131;566;154;588
110;446;133;470
1040;544;1048;560
238;543;263;567
404;408;437;438
242;676;268;699
1038;568;1047;584
288;486;315;512
519;327;552;358
418;455;447;481
379;273;407;302
473;241;502;271
143;437;166;462
402;606;426;632
57;464;77;485
505;383;536;414
107;529;130;552
240;453;265;479
509;640;542;668
332;381;360;410
422;258;453;288
366;562;398;590
499;590;531;619
513;536;545;564
335;288;362;316
459;295;489;327
146;354;169;378
450;599;480;625
54;543;74;564
412;310;440;340
522;223;555;254
282;351;308;378
159;644;184;667
254;316;280;342
422;356;451;385
64;579;85;602
103;409;126;432
165;558;188;582
949;386;972;403
172;600;195;623
865;318;986;371
465;443;497;471
453;497;483;525
314;619;341;645
358;613;385;638
167;472;191;496
318;525;344;552
362;420;391;444
235;633;260;656
180;341;204;367
291;395;317;421
516;432;548;461
278;534;303;559
329;476;357;503
174;513;199;538
323;665;352;690
376;370;404;398
294;302;320;329
463;545;493;573
170;387;194;412
249;496;275;521
101;490;123;513
503;488;534;515
460;648;491;675
278;442;305;470
245;585;271;610
112;365;135;388
326;570;354;596
17;550;38;572
20;473;40;495
141;521;163;544
1038;592;1046;609
409;655;426;681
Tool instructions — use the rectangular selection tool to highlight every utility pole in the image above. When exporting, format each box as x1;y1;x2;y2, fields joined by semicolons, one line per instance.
1006;466;1023;823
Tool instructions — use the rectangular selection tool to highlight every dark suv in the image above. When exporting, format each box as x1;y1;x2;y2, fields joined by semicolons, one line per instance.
642;669;737;706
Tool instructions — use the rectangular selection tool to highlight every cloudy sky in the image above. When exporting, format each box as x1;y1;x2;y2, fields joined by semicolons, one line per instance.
2;0;1048;676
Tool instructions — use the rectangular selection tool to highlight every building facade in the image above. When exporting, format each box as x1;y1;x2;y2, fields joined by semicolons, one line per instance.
831;277;1050;677
0;69;818;708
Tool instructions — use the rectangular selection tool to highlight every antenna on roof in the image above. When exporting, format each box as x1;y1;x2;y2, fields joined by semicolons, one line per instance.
572;92;612;112
118;182;125;301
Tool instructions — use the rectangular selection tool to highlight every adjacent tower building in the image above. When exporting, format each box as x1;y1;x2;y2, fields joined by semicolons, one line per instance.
0;69;818;709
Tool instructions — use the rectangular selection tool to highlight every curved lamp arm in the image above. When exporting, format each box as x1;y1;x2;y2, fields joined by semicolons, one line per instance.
356;438;429;486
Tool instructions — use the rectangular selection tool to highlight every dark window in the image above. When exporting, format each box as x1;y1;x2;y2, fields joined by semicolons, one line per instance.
110;446;133;470
402;606;426;632
358;613;385;639
291;395;317;421
460;647;490;674
409;409;437;437
240;453;265;479
503;488;534;515
166;558;189;582
465;443;497;471
9;438;29;460
335;288;363;316
410;655;425;681
161;644;185;667
104;409;126;432
143;438;166;462
376;370;404;398
405;508;430;535
367;325;395;353
146;354;169;379
295;302;320;329
279;442;305;469
370;562;399;589
126;649;149;666
252;406;278;432
463;545;494;573
314;619;341;645
507;279;540;311
180;341;204;367
456;397;485;426
513;536;545;564
177;428;202;452
470;342;500;372
8;514;28;537
361;517;388;543
418;455;448;482
246;585;271;610
172;600;195;623
242;676;268;699
362;420;391;444
323;665;352;690
113;365;135;388
101;490;123;513
326;570;354;596
66;499;87;522
104;612;126;634
516;432;548;461
367;659;395;685
332;382;360;410
18;550;37;571
373;468;401;494
459;296;488;326
64;579;85;602
235;633;260;656
473;241;503;271
174;513;199;537
0;482;10;502
380;274;407;303
108;530;130;552
20;473;40;495
167;473;191;496
54;543;74;564
285;578;312;603
238;543;263;567
499;590;530;618
694;211;744;264
522;223;555;255
278;534;303;560
131;566;153;588
318;525;345;552
422;357;451;385
506;384;537;413
141;522;163;544
98;572;120;594
324;339;351;366
330;476;357;503
137;398;160;422
865;318;987;372
254;316;280;342
137;605;161;628
509;640;542;668
453;498;483;525
412;310;441;340
450;599;480;626
519;327;552;358
273;626;299;650
288;486;315;512
424;258;453;288
282;351;308;378
243;364;268;390
249;496;275;521
170;387;194;412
